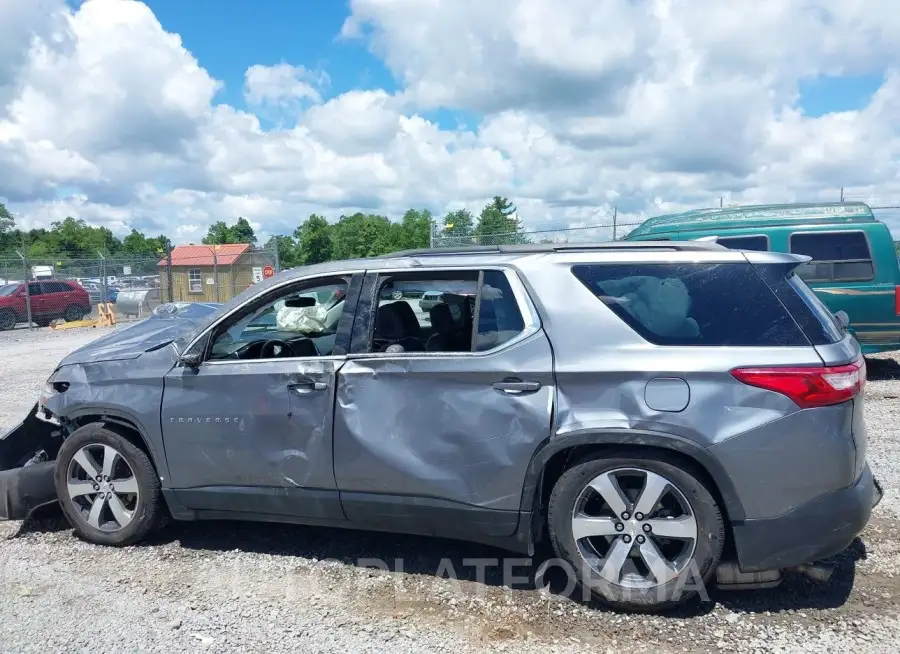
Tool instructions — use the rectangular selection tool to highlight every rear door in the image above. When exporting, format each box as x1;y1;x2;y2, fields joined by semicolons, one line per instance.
333;266;554;539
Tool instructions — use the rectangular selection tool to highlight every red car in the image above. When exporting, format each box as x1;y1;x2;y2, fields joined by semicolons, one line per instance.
0;280;91;330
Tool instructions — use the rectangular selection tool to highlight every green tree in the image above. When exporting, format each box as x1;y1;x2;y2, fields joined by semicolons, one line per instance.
0;202;13;235
442;209;474;240
475;196;521;245
265;235;300;269
231;217;257;245
295;214;333;265
202;221;233;245
398;208;433;250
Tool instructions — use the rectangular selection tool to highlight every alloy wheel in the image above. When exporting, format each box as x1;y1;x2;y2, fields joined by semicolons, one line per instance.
66;444;140;532
571;467;698;590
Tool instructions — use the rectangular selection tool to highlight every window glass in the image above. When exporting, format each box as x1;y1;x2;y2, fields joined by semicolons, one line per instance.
475;270;527;351
790;232;874;282
208;279;348;361
790;232;871;261
188;269;203;294
571;263;810;347
0;284;19;297
27;283;42;296
42;282;67;294
767;272;843;345
372;273;478;353
716;235;768;252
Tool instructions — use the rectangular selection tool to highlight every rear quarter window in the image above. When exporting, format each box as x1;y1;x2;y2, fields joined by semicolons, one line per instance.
789;231;875;282
571;263;811;347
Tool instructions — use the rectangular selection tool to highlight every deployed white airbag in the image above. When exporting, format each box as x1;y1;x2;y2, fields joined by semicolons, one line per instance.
275;305;328;332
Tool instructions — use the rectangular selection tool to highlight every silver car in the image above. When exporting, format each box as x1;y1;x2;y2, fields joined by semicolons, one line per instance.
0;241;881;611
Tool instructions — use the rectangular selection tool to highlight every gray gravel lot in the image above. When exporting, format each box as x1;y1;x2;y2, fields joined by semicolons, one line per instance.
1;326;900;652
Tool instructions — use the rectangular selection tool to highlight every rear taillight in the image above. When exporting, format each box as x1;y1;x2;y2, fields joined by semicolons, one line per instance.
895;286;900;316
731;357;865;409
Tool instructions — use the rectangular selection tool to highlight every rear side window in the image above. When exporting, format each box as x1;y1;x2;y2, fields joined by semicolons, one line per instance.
716;235;768;251
789;231;874;282
765;272;843;345
475;270;526;351
571;263;810;346
41;282;68;294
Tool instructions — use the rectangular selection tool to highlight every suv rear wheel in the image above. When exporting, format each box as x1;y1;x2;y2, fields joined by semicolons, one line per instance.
54;424;163;546
547;452;724;612
64;305;85;322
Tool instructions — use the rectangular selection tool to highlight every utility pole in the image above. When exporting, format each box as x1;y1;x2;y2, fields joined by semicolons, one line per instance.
612;206;618;241
840;186;844;202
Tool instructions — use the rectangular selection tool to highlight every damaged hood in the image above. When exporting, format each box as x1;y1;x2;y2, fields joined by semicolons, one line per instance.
59;302;223;366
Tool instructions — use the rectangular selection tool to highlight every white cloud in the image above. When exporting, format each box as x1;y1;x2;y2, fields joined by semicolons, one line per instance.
244;63;328;107
1;0;900;246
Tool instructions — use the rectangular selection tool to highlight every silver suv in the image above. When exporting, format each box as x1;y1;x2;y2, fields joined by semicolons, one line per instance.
0;242;881;611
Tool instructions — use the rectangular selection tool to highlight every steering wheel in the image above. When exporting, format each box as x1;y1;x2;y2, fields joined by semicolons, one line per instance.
260;339;297;359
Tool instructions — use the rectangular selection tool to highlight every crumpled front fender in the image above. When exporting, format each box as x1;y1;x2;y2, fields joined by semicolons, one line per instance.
0;404;61;520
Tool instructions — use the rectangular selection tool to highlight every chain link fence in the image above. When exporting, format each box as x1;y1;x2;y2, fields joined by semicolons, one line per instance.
0;246;279;332
432;220;644;248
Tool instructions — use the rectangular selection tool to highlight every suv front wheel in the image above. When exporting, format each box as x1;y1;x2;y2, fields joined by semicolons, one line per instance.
547;451;724;612
54;424;163;546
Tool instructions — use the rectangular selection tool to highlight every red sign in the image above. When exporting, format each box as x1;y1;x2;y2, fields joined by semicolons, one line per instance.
263;265;275;279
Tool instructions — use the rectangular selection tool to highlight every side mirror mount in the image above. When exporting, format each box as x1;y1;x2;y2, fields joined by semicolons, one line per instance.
834;310;850;330
179;352;202;369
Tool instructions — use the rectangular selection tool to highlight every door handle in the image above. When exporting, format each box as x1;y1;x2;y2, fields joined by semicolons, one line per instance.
492;379;541;394
288;381;327;394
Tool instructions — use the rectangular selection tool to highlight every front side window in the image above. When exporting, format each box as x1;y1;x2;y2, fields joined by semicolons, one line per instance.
789;231;874;282
207;278;349;361
27;283;42;296
188;269;203;294
572;263;810;347
368;269;529;354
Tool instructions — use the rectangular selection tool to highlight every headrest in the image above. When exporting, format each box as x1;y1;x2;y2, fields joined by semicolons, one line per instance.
429;303;456;334
375;303;404;339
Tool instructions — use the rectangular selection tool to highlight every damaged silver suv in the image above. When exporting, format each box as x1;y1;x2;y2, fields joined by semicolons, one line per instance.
0;242;882;611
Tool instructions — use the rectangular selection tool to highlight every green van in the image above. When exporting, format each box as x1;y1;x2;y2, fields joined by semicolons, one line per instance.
624;202;900;354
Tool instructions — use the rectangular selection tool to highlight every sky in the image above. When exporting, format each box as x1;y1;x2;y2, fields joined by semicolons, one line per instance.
1;0;899;246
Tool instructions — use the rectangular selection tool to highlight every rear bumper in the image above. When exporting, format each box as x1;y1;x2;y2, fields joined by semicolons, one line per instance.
732;464;880;572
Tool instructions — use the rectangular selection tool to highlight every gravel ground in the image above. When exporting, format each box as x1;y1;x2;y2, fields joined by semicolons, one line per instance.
1;327;900;653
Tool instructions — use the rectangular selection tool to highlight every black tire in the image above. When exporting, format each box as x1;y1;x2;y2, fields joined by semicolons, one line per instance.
35;317;52;328
0;310;15;331
54;424;163;546
547;451;724;612
64;305;85;322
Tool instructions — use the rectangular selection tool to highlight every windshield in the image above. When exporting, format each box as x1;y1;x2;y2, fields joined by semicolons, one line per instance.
0;284;19;297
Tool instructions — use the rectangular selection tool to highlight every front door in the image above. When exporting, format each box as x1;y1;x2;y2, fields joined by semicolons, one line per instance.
333;268;554;540
162;273;360;521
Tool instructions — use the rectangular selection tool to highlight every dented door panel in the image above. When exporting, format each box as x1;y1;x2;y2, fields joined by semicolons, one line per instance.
333;332;555;517
162;358;340;496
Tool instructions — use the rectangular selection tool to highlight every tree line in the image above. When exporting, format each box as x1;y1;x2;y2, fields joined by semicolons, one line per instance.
0;197;527;267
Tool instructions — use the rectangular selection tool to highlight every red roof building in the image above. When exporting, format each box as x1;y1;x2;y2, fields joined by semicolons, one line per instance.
157;243;251;267
157;244;263;303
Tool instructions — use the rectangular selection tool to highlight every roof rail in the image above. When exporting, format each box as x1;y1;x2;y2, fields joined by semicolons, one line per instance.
387;241;726;258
